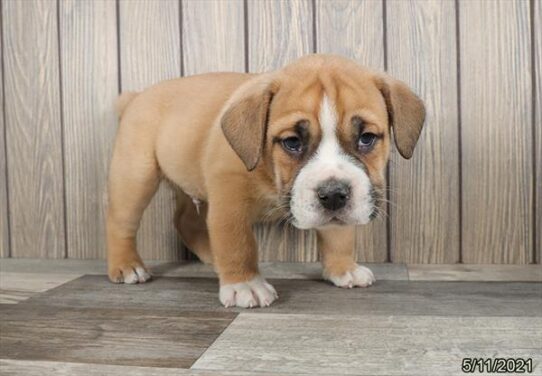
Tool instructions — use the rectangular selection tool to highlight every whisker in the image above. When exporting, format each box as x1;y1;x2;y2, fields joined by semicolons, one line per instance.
376;198;397;209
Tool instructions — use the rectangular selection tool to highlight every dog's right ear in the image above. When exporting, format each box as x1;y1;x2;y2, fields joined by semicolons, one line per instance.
221;79;277;171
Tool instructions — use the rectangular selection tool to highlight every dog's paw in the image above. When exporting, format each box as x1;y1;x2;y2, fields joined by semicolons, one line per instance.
324;264;375;288
108;260;151;284
219;276;278;308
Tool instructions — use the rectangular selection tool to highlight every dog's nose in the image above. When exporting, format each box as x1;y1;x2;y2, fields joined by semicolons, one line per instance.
317;179;350;211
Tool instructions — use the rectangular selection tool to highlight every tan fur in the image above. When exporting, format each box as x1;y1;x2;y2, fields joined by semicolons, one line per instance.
317;225;357;278
106;55;424;292
115;91;139;117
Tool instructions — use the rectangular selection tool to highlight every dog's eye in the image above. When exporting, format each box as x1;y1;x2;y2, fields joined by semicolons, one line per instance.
358;133;377;150
282;136;303;154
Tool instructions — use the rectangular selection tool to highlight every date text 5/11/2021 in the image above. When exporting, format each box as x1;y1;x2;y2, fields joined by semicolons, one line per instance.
462;358;534;373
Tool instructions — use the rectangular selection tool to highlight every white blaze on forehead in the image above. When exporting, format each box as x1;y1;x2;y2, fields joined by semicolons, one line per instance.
289;93;374;229
319;95;338;138
317;95;342;162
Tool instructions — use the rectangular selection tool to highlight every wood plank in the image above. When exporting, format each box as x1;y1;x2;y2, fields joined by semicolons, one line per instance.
408;264;542;282
248;0;313;72
0;361;193;376
0;290;34;304
460;0;533;263
0;304;236;368
535;0;541;263
316;0;384;69
315;0;387;263
25;275;542;317
0;6;8;258
182;0;244;74
60;0;118;259
0;272;81;292
387;1;459;263
193;313;542;375
248;0;317;262
118;0;182;260
0;272;81;304
0;259;408;281
0;360;321;376
5;259;541;282
2;0;65;258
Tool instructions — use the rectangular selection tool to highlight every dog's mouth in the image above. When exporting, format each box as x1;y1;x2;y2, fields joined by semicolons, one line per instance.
288;199;378;229
285;184;385;229
328;217;347;226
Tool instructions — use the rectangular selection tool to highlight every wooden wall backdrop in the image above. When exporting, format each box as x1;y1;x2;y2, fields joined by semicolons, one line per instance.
536;0;541;264
0;4;7;259
460;0;533;264
0;0;539;265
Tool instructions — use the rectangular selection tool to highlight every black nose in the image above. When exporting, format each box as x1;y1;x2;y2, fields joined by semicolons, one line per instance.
317;179;351;211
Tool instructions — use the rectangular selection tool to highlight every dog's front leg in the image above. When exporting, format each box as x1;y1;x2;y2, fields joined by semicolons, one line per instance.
317;226;375;288
207;184;278;308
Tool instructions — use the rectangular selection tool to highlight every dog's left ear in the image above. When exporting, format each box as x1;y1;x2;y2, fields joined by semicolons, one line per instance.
374;75;426;159
221;79;276;171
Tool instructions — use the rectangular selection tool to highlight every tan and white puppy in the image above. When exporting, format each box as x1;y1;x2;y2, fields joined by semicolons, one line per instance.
106;54;425;308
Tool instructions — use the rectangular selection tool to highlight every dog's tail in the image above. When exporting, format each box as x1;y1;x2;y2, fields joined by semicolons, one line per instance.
115;91;139;118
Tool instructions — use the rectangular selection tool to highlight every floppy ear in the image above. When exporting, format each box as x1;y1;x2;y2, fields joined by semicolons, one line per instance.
220;81;275;171
375;75;426;159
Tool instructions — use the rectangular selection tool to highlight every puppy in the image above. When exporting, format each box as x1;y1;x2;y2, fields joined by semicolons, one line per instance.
106;54;425;308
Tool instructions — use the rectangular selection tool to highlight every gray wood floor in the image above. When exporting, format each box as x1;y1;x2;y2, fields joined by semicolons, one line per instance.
0;261;541;375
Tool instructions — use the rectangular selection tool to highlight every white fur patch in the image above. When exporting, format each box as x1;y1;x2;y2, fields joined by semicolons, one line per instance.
325;264;375;288
219;275;278;308
123;266;151;284
290;95;373;229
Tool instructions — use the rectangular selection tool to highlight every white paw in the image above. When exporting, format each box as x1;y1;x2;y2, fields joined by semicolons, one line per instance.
219;275;278;308
325;264;375;288
123;266;151;284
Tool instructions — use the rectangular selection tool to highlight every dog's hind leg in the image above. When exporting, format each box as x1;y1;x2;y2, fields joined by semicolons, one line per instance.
106;116;160;284
174;190;213;265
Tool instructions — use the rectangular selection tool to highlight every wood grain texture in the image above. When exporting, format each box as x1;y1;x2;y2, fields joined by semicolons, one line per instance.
119;0;182;260
0;361;197;376
2;0;65;258
0;359;327;376
25;275;542;317
408;264;542;282
315;0;384;69
248;0;317;261
193;313;542;375
535;0;541;263
182;0;245;74
0;272;81;304
60;0;118;259
0;259;409;281
0;304;236;368
248;0;313;72
460;0;533;263
316;0;387;262
387;1;459;263
0;9;8;258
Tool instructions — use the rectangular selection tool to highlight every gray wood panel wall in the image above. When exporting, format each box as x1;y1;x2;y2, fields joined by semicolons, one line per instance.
536;0;542;264
60;0;119;259
387;0;460;264
0;4;7;258
3;0;66;258
460;0;533;264
0;0;539;264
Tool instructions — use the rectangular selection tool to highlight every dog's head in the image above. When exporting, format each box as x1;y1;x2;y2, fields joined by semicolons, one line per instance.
221;55;425;229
